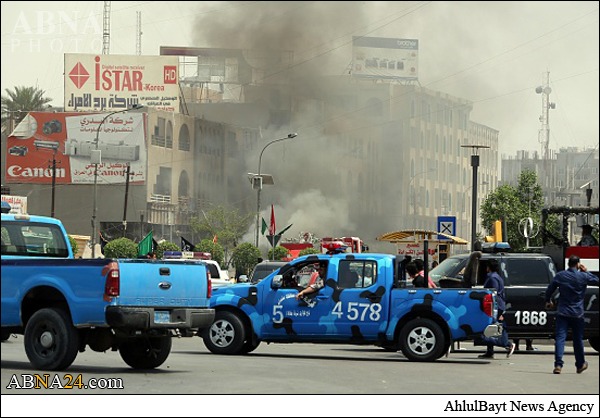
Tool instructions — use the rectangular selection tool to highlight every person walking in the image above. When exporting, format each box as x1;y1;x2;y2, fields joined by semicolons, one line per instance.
477;258;515;359
545;255;599;374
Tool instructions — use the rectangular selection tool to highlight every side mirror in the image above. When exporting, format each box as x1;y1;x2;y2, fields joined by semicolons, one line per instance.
238;275;249;283
271;275;283;289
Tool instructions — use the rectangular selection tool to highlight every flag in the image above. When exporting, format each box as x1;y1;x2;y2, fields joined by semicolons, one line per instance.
152;238;159;254
138;231;153;257
181;236;195;251
276;223;293;237
269;204;276;236
212;234;218;244
261;218;268;236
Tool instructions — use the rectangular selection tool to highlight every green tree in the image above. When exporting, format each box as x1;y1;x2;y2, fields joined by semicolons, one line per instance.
299;247;319;256
480;170;545;251
103;237;138;258
1;86;53;129
268;245;289;261
189;204;253;267
231;242;261;278
195;238;225;266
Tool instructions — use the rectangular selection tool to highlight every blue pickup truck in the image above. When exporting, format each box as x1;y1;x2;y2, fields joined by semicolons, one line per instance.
201;253;500;362
1;212;214;370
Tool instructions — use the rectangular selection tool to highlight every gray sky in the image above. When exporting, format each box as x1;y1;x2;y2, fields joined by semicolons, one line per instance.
2;1;598;157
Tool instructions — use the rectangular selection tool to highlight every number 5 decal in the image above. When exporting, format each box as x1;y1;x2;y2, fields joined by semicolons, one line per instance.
273;305;283;323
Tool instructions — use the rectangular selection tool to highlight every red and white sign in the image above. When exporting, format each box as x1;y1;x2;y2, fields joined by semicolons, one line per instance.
64;54;179;112
1;195;28;214
5;112;147;185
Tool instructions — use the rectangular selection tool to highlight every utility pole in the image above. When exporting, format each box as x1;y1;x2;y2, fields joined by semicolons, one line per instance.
123;163;131;237
49;152;60;218
461;144;490;251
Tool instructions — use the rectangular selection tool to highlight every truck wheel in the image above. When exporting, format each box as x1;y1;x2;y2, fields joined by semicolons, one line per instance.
589;337;599;352
203;311;246;355
240;338;261;354
24;308;79;371
119;336;172;369
398;318;445;362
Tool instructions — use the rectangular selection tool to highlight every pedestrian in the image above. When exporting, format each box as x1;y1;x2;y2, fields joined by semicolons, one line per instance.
406;261;426;288
577;224;598;246
477;258;515;359
514;338;536;351
414;258;437;288
545;255;599;374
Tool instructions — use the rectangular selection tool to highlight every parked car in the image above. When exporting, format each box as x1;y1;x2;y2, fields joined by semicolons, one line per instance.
239;260;287;284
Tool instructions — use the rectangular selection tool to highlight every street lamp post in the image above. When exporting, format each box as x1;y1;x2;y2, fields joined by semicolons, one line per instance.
91;105;143;258
254;133;297;247
461;144;490;251
461;181;488;240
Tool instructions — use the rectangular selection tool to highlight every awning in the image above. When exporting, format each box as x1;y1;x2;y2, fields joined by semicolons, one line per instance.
376;229;468;245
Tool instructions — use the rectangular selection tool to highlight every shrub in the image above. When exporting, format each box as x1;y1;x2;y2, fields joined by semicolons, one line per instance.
103;237;138;258
68;235;78;256
157;240;179;259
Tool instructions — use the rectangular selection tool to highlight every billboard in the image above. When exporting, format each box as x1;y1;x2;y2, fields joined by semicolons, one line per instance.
1;195;28;214
64;54;179;112
352;36;418;80
5;112;147;185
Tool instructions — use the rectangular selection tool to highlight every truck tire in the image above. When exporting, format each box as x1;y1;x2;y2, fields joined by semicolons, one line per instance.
24;308;79;371
398;318;445;362
240;338;261;354
589;337;599;352
119;336;172;369
203;311;246;355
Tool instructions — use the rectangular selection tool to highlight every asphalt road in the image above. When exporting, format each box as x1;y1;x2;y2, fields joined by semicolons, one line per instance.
1;335;597;397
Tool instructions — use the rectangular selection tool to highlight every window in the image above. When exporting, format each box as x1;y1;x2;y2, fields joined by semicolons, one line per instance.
1;222;69;257
504;259;551;286
339;260;377;288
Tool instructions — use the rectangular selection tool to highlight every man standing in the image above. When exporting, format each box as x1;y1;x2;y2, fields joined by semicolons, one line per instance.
545;255;599;374
577;224;598;246
477;259;515;359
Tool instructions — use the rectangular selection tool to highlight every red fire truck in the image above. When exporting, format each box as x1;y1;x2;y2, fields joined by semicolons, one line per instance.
320;237;368;254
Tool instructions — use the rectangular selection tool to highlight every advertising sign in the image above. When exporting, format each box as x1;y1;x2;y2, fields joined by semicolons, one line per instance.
64;53;179;112
5;112;146;185
352;36;418;80
0;195;28;214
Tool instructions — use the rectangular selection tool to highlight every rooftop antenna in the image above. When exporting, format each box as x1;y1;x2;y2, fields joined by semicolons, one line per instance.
136;11;142;55
535;71;556;190
102;1;111;55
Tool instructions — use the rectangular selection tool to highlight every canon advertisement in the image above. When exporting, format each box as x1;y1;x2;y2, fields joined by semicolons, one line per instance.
5;112;147;185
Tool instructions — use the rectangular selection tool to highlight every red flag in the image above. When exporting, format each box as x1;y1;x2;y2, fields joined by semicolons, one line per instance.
269;204;276;236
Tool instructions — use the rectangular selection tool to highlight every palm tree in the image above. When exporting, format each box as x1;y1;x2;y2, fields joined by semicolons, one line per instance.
1;86;53;132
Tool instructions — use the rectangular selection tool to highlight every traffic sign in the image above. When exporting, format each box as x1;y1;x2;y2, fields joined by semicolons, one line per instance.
437;216;456;240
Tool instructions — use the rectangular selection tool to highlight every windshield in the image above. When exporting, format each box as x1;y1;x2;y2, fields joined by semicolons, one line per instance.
429;257;466;283
251;264;285;284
